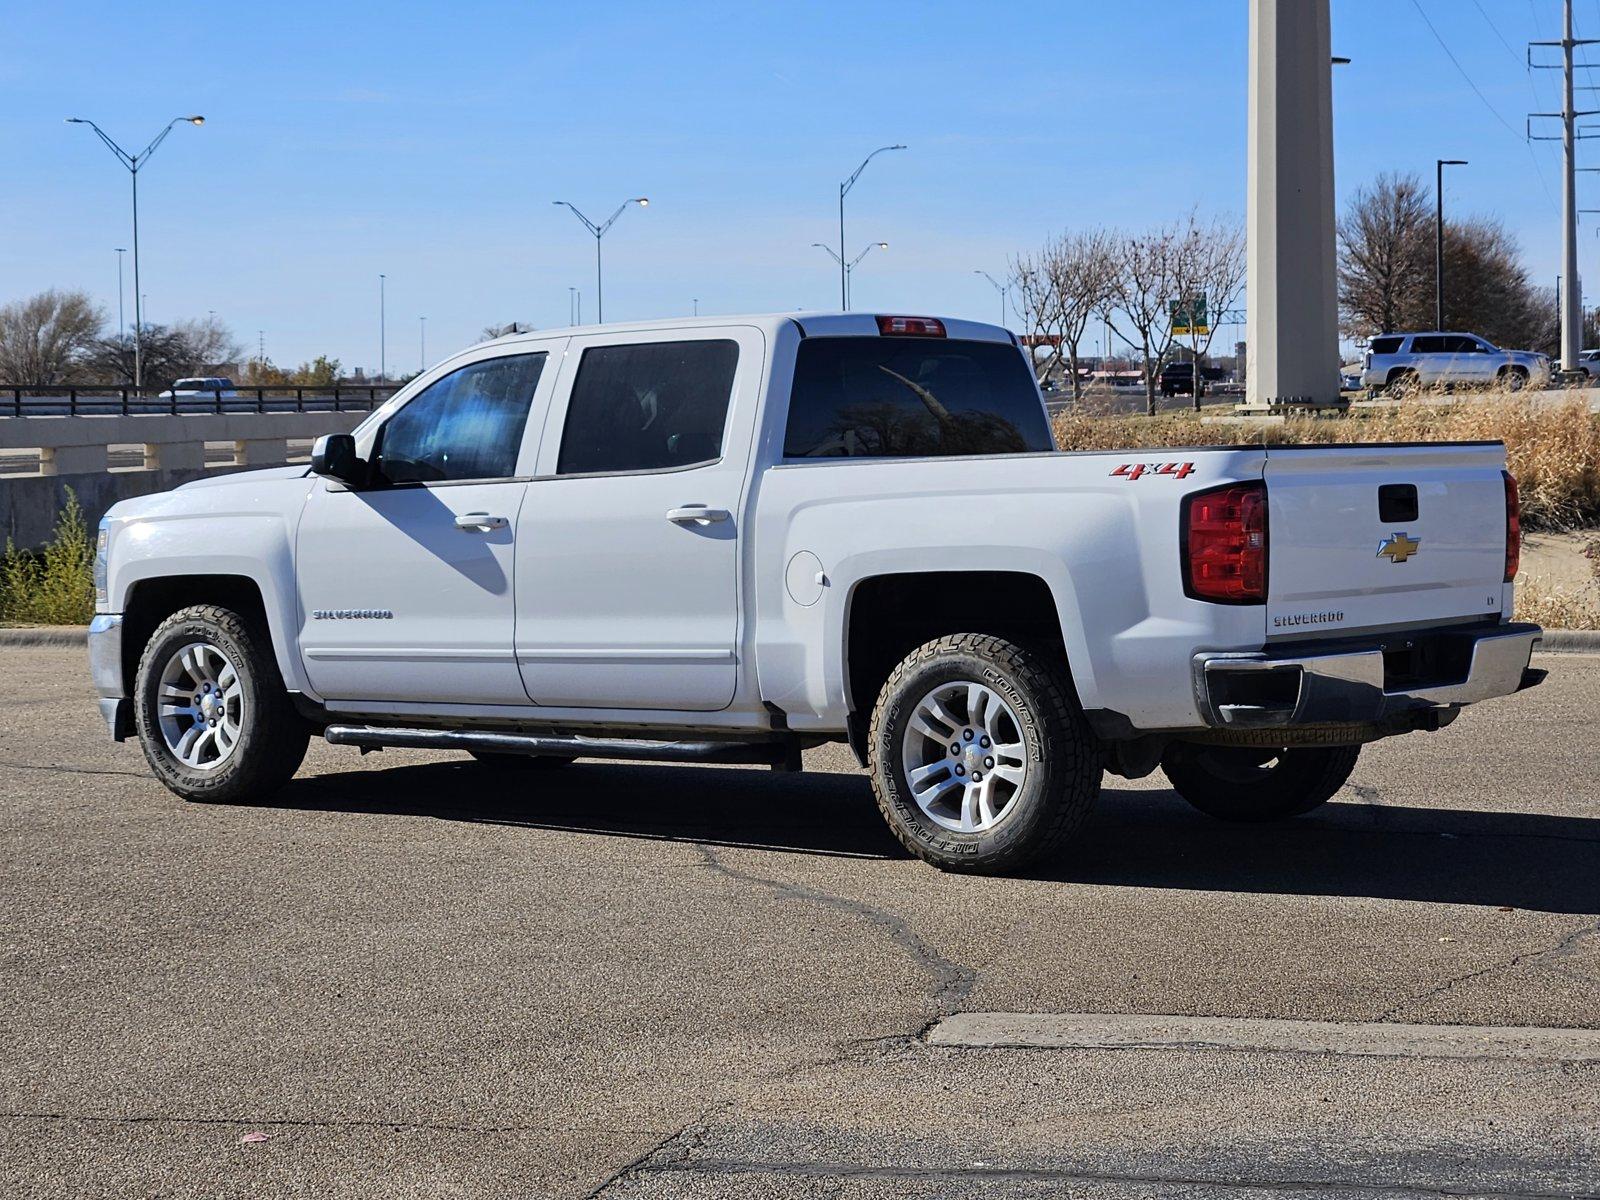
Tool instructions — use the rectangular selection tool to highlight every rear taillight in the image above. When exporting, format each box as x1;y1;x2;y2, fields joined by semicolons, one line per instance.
1182;482;1269;604
1503;470;1521;582
876;315;946;337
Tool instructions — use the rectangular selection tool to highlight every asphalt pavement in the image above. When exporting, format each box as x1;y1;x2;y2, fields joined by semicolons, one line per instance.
2;647;1597;1198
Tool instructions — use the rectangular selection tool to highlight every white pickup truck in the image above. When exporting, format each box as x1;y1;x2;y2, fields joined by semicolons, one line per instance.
90;313;1544;873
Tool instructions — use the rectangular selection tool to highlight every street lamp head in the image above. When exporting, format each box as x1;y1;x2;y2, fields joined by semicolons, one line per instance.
65;117;87;124
1441;158;1468;166
634;197;649;207
185;116;205;126
876;242;889;249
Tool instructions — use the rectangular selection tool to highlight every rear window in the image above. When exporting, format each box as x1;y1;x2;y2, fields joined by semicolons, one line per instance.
783;338;1053;459
1369;336;1404;355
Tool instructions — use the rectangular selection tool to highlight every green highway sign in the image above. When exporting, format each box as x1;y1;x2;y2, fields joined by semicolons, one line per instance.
1171;294;1209;337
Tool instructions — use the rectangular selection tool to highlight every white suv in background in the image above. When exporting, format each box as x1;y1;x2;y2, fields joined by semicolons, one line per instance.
1360;333;1550;398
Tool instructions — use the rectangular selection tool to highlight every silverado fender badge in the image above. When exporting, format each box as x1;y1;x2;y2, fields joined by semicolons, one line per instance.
1376;532;1421;564
311;609;394;620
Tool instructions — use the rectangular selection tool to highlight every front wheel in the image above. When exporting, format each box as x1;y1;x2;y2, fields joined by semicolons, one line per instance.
1499;366;1529;393
868;634;1100;874
133;605;309;803
1161;744;1360;823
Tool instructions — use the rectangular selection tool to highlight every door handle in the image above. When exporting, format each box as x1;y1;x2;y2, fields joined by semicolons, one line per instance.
666;506;730;525
455;512;508;531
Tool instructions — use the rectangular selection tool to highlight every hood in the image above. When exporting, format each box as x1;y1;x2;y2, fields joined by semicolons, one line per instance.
176;464;311;491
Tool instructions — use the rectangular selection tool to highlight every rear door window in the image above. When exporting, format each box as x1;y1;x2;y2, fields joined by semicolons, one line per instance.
784;338;1053;458
556;340;740;475
1368;336;1404;355
1410;336;1447;354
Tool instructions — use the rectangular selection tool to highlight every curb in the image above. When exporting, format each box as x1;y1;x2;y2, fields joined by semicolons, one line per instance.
2;625;1598;653
1536;629;1600;654
0;626;88;648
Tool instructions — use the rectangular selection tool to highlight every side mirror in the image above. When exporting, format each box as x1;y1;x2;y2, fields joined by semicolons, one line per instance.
310;433;363;486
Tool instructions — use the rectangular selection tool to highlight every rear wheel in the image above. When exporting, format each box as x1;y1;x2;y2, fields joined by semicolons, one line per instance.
1161;744;1360;823
868;634;1100;874
1385;370;1419;400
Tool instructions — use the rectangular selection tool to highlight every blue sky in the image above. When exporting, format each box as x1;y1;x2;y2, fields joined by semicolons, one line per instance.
0;0;1590;372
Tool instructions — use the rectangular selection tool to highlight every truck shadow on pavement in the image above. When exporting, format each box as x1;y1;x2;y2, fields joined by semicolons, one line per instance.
273;760;1600;915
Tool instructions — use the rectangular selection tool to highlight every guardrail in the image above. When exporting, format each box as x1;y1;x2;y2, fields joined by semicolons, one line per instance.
1;384;402;418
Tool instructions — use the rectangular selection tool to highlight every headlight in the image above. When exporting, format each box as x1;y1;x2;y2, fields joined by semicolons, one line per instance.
94;520;109;611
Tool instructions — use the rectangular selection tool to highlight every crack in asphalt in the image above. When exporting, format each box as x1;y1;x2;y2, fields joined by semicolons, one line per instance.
695;843;975;1014
0;758;150;781
0;1108;656;1138
621;1157;1600;1198
1380;919;1600;1021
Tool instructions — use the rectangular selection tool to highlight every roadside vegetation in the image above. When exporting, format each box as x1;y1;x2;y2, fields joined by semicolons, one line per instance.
0;489;95;626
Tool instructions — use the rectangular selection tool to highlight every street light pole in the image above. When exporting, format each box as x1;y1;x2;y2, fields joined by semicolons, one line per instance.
975;269;1010;327
66;115;204;391
419;316;427;372
114;248;127;342
379;274;386;382
1435;159;1467;330
813;242;887;304
838;145;905;310
552;198;648;323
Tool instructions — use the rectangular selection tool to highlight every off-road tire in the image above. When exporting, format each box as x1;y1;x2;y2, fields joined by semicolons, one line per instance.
1161;744;1360;823
134;604;309;803
868;634;1101;874
468;751;575;770
1498;366;1529;393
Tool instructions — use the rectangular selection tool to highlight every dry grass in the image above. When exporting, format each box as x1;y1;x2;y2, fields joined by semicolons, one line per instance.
1515;575;1600;629
1051;397;1600;531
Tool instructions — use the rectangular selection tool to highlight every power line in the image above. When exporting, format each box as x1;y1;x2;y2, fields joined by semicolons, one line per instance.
1410;0;1525;139
1412;0;1559;213
1473;0;1523;62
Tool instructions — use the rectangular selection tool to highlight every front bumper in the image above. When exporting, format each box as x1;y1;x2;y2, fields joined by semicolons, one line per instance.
88;614;133;740
1194;622;1542;732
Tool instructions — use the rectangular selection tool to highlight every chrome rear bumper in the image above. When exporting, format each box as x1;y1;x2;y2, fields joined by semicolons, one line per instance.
1195;622;1542;730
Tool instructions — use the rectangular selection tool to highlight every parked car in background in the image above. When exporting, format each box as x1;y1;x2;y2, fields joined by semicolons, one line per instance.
1360;334;1549;398
1577;348;1600;377
158;376;237;401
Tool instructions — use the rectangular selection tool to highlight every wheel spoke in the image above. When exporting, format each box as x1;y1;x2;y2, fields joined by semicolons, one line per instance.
959;784;980;831
992;741;1025;763
976;778;998;826
991;763;1025;786
908;759;955;788
966;683;989;729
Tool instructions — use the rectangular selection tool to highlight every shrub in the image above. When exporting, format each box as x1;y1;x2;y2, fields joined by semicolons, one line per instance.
0;489;95;625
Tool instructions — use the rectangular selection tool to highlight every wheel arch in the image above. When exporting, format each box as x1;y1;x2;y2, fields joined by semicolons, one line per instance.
840;569;1082;762
121;572;300;696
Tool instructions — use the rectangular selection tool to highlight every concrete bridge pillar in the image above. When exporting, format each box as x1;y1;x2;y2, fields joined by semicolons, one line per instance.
1244;0;1342;410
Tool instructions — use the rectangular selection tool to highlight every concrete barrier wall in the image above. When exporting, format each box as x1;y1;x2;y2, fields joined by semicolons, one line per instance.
0;411;367;548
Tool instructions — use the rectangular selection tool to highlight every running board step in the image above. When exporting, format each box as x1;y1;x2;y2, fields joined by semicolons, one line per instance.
323;725;802;770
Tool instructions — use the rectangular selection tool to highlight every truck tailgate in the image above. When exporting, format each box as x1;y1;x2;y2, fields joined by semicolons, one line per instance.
1264;443;1508;639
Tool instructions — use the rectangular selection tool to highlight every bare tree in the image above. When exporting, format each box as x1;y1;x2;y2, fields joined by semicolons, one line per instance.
1007;254;1059;384
1044;229;1118;402
1103;224;1181;416
1338;172;1432;339
0;290;104;385
1172;213;1246;411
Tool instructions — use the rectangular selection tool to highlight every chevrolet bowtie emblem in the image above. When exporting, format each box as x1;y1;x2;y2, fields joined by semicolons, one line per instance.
1376;532;1422;564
